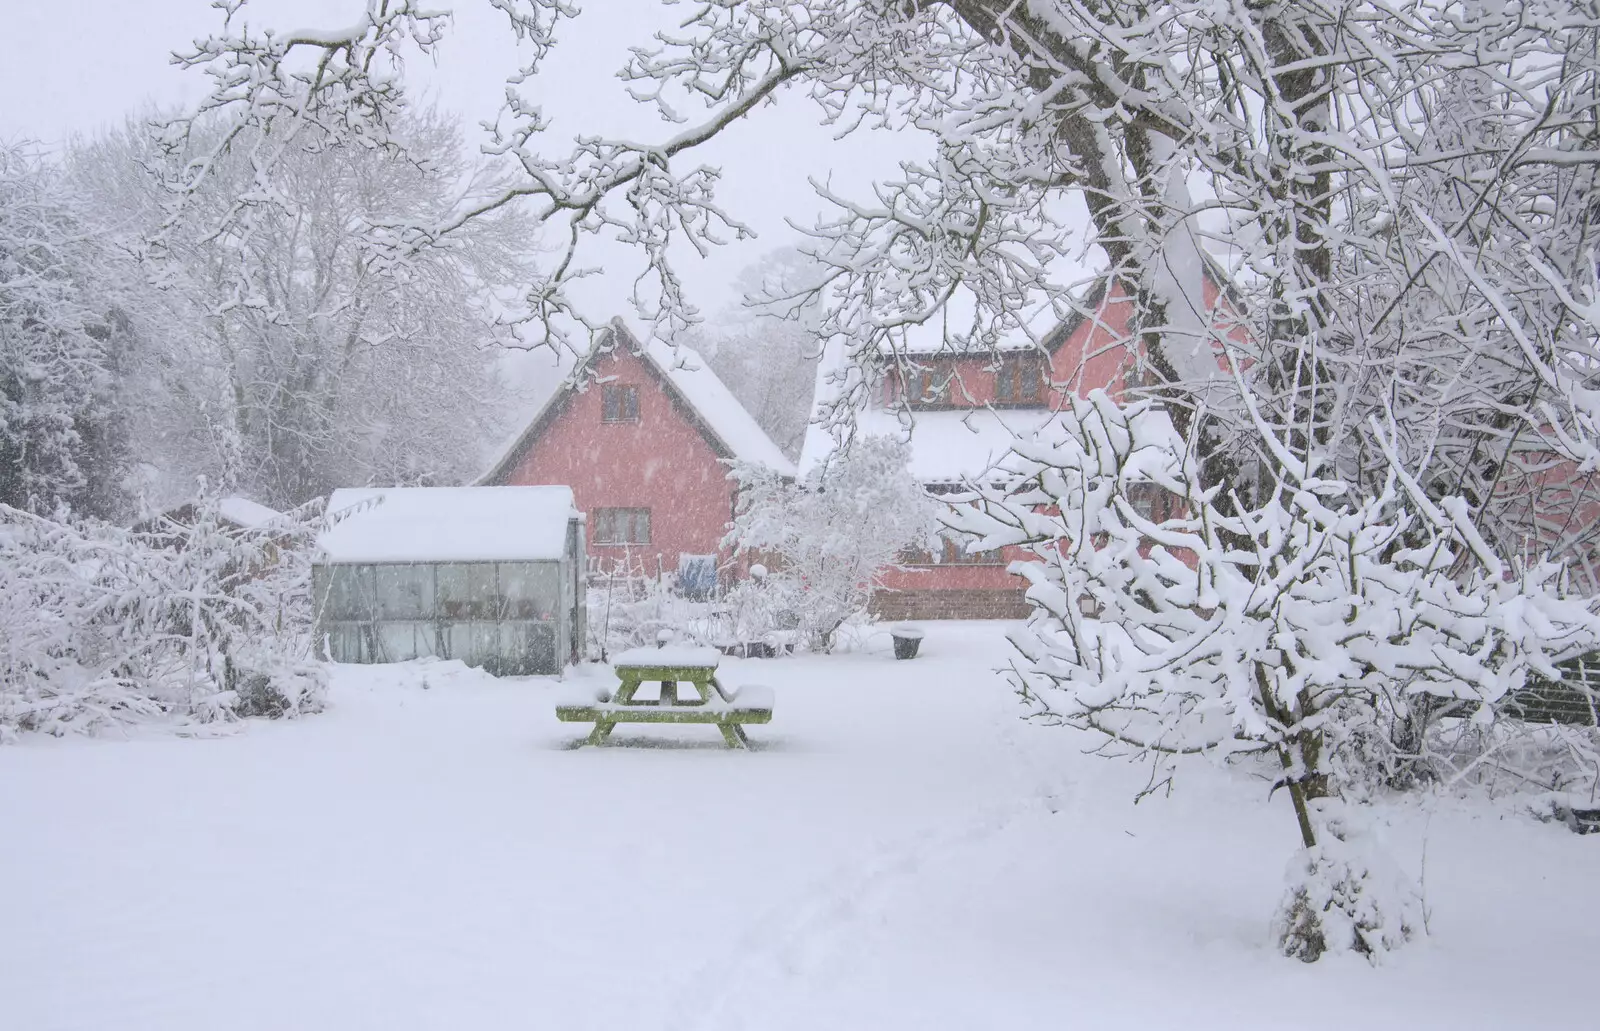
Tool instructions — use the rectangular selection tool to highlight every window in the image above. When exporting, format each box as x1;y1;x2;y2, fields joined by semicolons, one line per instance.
602;384;640;422
995;357;1044;404
498;562;561;620
902;365;951;407
1126;484;1173;523
940;533;1004;565
900;532;1004;566
595;507;651;545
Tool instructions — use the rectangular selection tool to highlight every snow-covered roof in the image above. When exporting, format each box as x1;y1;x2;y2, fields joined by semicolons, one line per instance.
217;496;282;530
798;337;1063;485
800;404;1060;485
478;318;795;484
894;290;1085;355
643;337;794;474
318;486;579;564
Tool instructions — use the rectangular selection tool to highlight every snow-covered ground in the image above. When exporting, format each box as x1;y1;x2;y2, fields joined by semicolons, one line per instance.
2;623;1595;1030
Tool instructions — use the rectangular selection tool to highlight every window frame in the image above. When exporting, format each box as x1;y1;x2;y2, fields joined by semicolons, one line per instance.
995;356;1044;405
594;506;652;546
601;383;641;423
901;363;953;408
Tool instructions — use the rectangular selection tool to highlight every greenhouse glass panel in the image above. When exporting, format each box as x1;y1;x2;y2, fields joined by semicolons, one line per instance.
327;566;374;621
499;562;561;620
473;621;500;663
525;623;559;674
443;620;474;663
436;565;470;621
471;564;503;620
373;622;415;662
325;622;368;663
374;565;433;620
438;564;499;620
412;623;440;659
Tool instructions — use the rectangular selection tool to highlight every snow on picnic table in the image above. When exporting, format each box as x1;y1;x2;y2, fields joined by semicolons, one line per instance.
612;644;722;668
2;623;1596;1031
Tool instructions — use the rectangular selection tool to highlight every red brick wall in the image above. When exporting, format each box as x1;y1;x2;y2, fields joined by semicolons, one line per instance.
870;587;1031;621
499;348;734;575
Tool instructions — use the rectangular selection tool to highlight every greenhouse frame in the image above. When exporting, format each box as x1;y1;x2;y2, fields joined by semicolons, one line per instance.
313;486;586;676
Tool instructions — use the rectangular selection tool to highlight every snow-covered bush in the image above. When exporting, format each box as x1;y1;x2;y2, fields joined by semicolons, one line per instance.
727;436;937;652
955;391;1600;960
0;497;324;740
583;554;735;660
1273;799;1423;963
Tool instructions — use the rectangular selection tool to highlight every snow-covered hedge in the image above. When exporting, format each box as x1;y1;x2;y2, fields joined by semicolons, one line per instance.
0;500;324;740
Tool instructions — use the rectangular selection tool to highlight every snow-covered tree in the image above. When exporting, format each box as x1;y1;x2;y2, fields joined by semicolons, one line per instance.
694;249;827;460
727;435;936;650
950;391;1600;959
69;111;524;509
0;144;129;519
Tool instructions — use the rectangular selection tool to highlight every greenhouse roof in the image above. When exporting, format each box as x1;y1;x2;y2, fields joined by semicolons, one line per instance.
319;486;579;564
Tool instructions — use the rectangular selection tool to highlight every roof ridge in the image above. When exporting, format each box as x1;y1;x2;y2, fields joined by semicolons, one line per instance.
476;316;794;484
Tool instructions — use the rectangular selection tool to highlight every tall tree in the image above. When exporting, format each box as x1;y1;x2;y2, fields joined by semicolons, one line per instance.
71;110;526;509
694;248;827;459
0;144;128;519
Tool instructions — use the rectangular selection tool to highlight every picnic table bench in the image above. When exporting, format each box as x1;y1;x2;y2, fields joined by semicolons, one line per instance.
556;646;773;748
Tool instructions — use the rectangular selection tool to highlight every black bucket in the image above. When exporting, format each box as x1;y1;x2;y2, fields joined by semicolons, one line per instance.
891;631;923;660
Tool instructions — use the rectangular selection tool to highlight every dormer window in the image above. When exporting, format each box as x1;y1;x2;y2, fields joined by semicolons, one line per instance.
903;364;952;407
602;384;640;422
995;356;1044;404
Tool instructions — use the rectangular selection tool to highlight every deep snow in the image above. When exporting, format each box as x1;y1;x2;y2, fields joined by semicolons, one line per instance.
2;623;1594;1030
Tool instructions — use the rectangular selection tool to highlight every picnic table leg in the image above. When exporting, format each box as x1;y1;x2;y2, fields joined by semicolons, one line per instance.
585;719;616;747
718;721;750;749
613;673;643;705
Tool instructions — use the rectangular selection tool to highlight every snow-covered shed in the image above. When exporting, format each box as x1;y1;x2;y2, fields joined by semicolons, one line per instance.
313;486;586;676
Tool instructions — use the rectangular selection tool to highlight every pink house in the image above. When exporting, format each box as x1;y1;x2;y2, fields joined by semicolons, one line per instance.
480;318;795;582
799;274;1241;620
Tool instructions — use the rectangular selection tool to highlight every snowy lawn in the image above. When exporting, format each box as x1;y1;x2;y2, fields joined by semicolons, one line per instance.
3;622;1595;1030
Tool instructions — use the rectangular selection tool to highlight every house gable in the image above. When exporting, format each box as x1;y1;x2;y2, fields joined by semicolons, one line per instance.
481;319;792;572
481;318;792;486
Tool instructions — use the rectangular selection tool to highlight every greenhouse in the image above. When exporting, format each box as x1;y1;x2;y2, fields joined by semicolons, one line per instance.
313;486;586;676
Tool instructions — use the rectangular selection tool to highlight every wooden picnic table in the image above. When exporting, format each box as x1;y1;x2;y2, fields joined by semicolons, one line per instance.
556;646;773;748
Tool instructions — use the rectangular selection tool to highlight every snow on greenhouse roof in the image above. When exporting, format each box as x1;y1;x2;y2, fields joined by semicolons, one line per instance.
318;486;579;564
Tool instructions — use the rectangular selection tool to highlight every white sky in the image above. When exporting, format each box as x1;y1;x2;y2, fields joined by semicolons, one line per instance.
0;0;923;334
